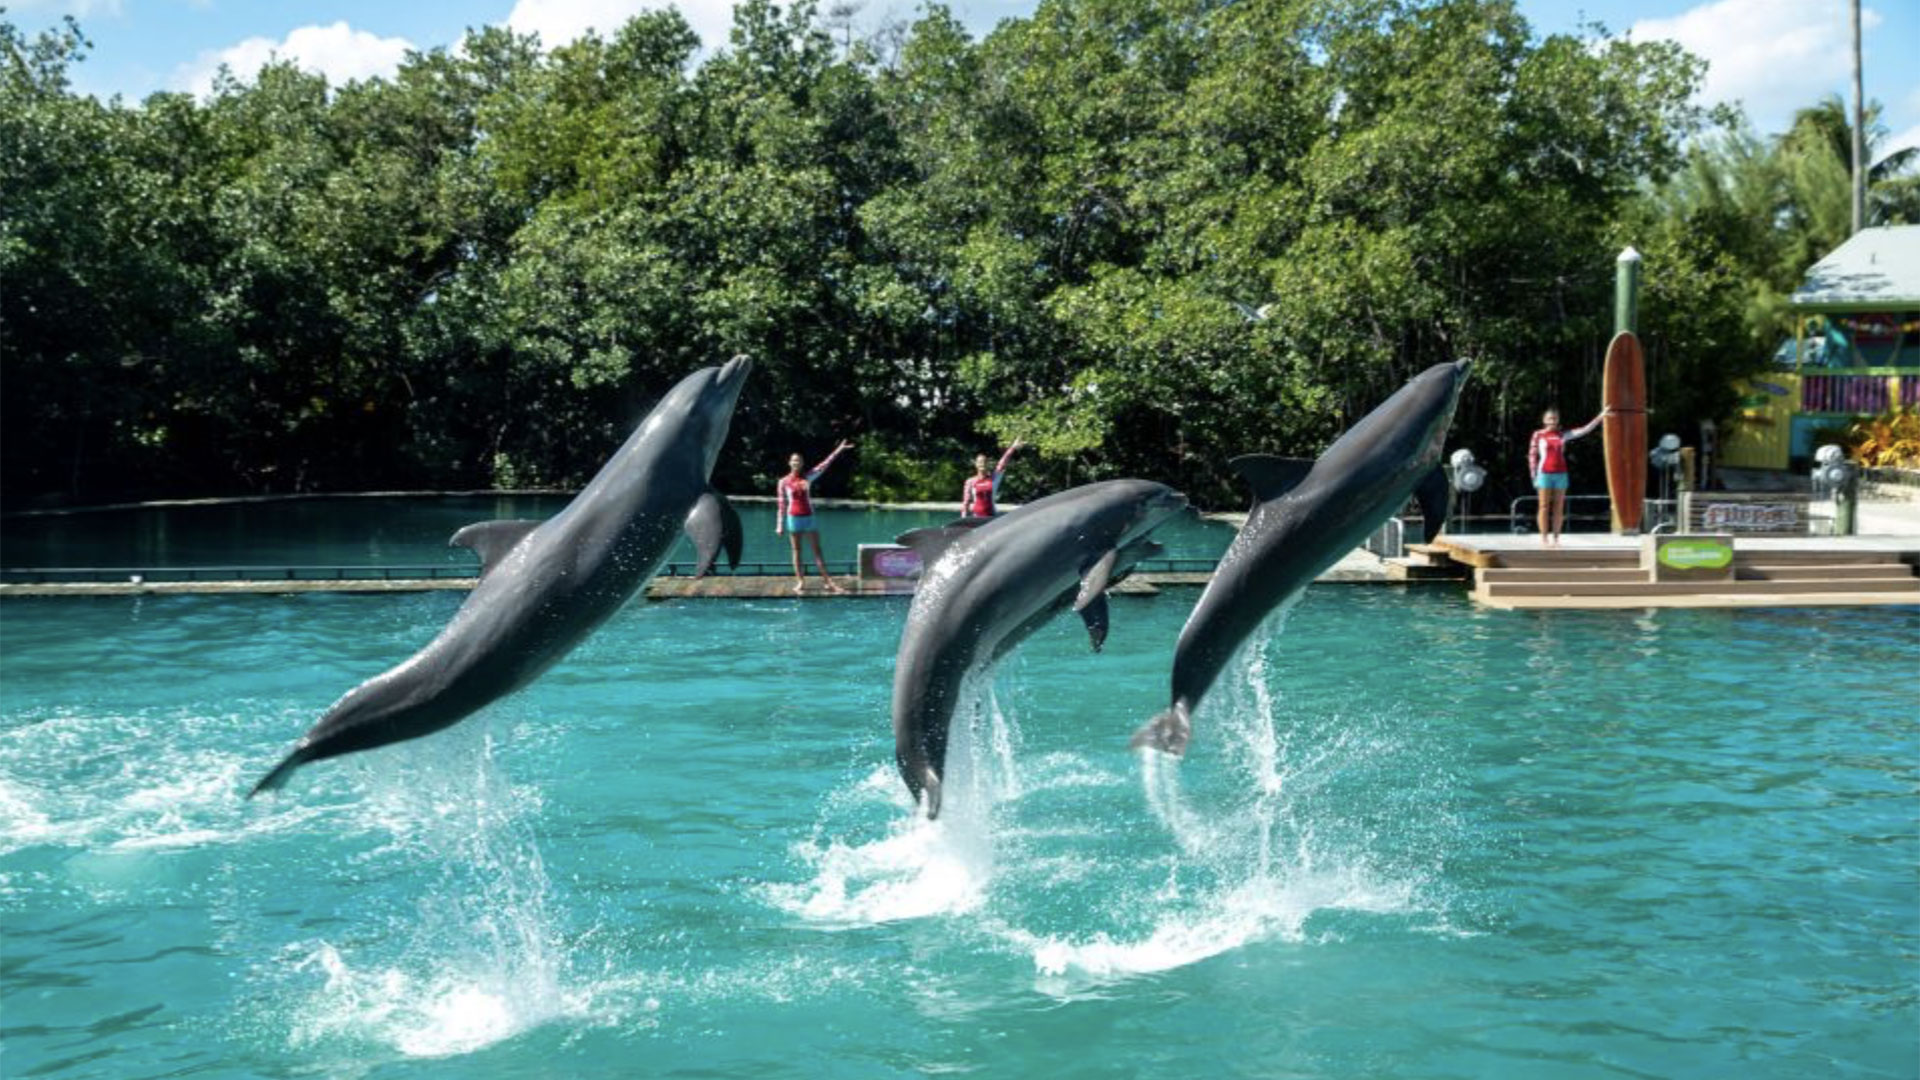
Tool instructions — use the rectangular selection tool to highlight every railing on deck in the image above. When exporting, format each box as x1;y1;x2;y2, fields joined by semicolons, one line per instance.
1500;496;1683;535
1;555;1226;586
0;564;481;585
1365;517;1406;558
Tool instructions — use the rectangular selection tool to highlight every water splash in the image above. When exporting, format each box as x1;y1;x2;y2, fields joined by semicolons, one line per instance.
1020;602;1445;993
279;729;606;1059
765;604;1448;990
765;673;1020;926
0;705;332;863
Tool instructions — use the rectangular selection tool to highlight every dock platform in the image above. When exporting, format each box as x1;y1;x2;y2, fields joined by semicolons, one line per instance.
0;548;1418;598
1420;534;1920;610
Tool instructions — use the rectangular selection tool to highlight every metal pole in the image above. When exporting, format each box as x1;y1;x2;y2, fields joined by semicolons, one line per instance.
1850;0;1866;235
1836;472;1859;536
1615;247;1641;336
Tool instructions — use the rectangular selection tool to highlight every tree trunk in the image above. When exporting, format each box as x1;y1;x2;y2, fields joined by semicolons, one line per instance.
1850;0;1866;234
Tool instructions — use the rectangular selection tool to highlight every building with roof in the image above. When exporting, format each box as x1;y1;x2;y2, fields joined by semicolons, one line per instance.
1721;225;1920;470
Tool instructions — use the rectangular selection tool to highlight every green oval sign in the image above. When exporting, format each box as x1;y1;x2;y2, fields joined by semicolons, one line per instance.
1659;538;1733;570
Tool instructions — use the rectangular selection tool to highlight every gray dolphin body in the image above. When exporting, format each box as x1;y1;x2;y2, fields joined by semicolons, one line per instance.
1133;358;1470;756
250;356;752;796
891;479;1190;818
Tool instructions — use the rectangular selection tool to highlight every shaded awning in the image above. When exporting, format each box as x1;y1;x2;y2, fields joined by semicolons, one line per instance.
1790;225;1920;313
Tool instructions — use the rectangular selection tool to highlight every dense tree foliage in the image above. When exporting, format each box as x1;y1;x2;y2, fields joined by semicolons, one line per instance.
4;1;1907;509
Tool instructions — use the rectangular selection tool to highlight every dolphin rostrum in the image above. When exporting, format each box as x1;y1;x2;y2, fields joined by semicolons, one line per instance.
1134;358;1469;757
250;355;752;796
891;479;1190;818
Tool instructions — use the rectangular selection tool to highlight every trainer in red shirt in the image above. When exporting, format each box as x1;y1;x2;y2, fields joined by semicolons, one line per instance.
777;439;852;593
961;440;1025;518
1527;407;1605;546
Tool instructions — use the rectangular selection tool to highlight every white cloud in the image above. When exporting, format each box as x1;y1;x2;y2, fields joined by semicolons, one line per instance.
7;0;126;17
502;0;739;53
169;21;414;98
1884;123;1920;163
1629;0;1883;134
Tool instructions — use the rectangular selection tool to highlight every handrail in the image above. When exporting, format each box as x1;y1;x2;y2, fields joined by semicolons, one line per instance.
1506;494;1615;534
2;554;1229;586
1506;496;1678;534
1364;517;1406;558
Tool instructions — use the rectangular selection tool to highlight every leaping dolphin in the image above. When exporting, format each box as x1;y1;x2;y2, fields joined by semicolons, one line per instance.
891;479;1190;818
250;355;752;797
1134;358;1469;756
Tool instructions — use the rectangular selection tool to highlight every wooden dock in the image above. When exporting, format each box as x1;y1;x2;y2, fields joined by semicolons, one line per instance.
1420;534;1920;610
0;548;1435;598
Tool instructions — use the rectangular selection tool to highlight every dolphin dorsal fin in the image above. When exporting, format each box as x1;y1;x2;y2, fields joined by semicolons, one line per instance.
1074;548;1120;612
1229;454;1315;503
685;488;743;577
450;519;543;577
894;520;988;566
1079;593;1110;652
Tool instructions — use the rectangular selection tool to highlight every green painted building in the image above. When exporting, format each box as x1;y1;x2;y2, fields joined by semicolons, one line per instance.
1723;225;1920;470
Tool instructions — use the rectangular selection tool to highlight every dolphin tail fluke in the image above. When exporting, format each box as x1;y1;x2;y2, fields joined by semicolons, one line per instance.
247;746;312;799
1130;702;1191;757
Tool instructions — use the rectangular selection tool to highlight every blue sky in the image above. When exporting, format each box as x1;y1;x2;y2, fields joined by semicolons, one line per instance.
13;0;1920;155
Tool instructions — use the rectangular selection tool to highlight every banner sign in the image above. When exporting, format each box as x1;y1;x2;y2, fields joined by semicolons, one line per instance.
1644;533;1736;582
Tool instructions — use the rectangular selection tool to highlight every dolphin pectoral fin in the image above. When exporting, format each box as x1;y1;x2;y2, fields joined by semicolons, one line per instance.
1228;455;1315;504
1109;538;1163;586
686;487;743;577
1415;464;1449;543
1074;548;1120;611
1130;702;1191;757
921;770;944;820
449;519;543;577
894;524;981;566
1079;594;1110;651
247;746;313;799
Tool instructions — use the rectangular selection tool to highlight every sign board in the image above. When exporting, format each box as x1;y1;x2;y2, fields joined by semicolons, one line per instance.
1643;533;1735;582
1681;492;1816;536
858;544;922;584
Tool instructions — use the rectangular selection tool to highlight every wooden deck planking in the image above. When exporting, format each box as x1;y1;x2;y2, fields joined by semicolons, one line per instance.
1427;531;1920;610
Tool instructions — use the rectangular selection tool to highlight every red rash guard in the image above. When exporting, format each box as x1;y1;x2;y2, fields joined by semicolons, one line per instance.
778;473;815;517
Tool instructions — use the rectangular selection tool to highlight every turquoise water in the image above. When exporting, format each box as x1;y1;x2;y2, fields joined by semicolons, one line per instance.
2;581;1916;1078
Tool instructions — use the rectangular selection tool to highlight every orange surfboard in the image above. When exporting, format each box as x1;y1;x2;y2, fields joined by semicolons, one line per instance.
1602;330;1647;532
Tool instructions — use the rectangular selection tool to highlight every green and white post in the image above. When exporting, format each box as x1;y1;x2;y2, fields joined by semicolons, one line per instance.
1615;246;1640;335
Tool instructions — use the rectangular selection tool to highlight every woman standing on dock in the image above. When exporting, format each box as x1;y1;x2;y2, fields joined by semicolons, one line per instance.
777;439;853;594
1529;407;1607;546
961;440;1025;519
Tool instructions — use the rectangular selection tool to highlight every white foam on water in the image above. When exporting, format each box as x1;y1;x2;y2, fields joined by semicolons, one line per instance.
1014;603;1444;995
761;601;1447;993
764;675;1018;927
0;706;344;860
0;774;58;850
286;939;589;1059
1023;868;1413;990
279;729;611;1059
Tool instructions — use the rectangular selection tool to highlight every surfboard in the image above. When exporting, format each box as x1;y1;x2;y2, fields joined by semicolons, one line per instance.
1602;330;1647;533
